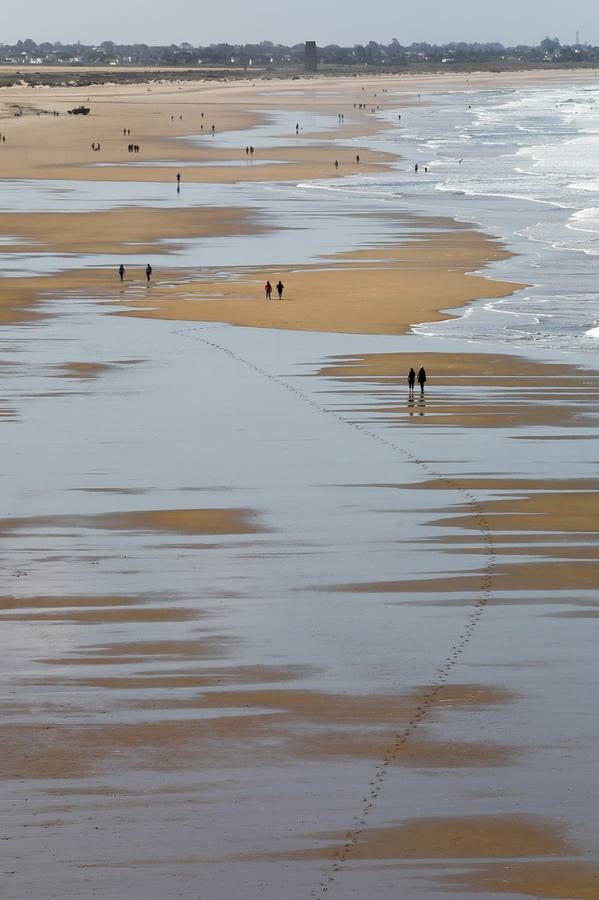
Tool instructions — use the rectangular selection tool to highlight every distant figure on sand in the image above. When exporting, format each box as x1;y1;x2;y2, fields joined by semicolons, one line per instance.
118;264;125;283
276;280;284;300
414;163;419;173
145;263;152;283
408;367;416;396
417;366;427;395
176;172;181;185
265;280;272;300
356;154;360;164
334;159;339;169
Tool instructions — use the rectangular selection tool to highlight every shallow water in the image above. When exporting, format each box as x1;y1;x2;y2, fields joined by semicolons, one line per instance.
0;174;429;275
91;158;286;168
180;106;342;150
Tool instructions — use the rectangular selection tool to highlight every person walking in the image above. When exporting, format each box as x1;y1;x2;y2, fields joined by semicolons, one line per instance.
145;263;152;283
276;280;284;300
408;367;416;396
417;366;427;395
118;263;125;283
176;172;181;185
265;280;272;300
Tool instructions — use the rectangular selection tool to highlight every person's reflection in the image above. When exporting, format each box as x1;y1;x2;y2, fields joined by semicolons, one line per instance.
408;397;426;417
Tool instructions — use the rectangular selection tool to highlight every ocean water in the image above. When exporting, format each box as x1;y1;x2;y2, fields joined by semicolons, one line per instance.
303;81;599;353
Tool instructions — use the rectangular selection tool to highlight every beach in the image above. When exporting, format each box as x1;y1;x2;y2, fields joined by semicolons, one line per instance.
1;70;599;900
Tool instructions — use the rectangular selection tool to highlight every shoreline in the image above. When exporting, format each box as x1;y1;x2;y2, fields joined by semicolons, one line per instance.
0;74;527;334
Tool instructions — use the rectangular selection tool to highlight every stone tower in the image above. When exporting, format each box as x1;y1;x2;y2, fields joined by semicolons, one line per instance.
304;41;317;72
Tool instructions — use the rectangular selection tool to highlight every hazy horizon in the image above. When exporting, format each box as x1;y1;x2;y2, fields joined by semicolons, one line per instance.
3;0;597;48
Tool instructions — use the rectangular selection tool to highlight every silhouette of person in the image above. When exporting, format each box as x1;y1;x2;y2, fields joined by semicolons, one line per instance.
176;172;181;184
265;280;272;300
408;367;416;396
145;263;152;283
118;264;125;283
417;366;427;395
334;159;339;169
276;280;284;300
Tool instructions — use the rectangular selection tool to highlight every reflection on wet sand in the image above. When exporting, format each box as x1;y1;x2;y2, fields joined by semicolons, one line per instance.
448;860;599;898
319;351;599;429
1;679;516;780
248;814;573;860
0;206;266;255
0;507;266;535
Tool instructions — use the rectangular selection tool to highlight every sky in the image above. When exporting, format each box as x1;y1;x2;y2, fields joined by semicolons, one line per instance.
3;0;597;47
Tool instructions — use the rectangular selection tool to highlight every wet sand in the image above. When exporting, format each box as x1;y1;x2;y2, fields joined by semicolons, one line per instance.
1;71;599;900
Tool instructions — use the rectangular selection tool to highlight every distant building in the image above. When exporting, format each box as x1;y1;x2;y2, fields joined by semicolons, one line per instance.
305;41;317;72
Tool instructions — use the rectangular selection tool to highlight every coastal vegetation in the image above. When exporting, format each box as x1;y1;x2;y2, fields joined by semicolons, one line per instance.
0;36;596;84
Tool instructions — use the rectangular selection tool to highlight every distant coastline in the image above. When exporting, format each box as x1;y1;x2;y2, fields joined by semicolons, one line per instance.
3;61;599;89
3;32;599;86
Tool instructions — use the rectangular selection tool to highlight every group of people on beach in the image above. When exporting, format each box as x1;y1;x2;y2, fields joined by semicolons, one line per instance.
408;366;427;397
264;280;284;300
118;263;152;283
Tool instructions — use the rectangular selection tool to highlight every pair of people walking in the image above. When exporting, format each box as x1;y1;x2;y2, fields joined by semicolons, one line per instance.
265;280;284;300
118;263;152;284
408;366;427;396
